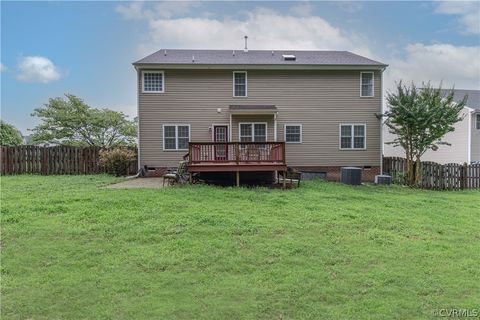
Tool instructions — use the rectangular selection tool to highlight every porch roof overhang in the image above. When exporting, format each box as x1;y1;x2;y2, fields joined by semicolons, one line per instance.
229;105;277;115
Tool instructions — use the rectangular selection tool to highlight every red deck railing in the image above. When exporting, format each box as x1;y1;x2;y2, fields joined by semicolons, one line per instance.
188;142;285;165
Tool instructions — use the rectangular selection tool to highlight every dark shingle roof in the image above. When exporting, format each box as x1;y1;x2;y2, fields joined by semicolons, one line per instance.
441;89;480;110
133;49;387;67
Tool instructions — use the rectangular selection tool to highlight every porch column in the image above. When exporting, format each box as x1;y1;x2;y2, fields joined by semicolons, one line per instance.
274;113;278;142
229;113;233;142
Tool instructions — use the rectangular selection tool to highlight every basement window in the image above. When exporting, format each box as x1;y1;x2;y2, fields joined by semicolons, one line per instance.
282;54;296;61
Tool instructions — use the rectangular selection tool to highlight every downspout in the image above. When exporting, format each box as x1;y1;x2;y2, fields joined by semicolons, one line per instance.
135;65;141;172
380;66;386;174
466;107;473;164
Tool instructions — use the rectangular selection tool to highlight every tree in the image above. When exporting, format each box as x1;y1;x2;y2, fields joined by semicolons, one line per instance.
0;121;23;146
31;94;137;148
384;82;466;186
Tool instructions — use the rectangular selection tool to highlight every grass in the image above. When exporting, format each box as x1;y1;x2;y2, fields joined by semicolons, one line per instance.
1;175;479;319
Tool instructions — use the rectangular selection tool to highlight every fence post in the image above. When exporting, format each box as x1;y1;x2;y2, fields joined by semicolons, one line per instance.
461;163;467;190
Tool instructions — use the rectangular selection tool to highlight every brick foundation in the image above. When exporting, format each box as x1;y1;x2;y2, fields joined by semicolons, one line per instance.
144;167;168;177
293;166;381;182
144;165;380;182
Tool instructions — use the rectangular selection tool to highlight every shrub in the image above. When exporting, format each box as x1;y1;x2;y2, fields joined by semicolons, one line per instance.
99;148;136;176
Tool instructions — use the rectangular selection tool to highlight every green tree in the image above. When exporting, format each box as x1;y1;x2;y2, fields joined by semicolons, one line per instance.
384;82;466;186
0;121;23;146
31;94;137;148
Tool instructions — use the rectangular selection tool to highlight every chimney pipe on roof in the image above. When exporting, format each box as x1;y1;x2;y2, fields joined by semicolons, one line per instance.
244;35;248;52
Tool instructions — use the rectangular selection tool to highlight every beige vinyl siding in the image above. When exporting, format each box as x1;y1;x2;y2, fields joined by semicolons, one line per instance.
138;69;382;167
472;112;480;162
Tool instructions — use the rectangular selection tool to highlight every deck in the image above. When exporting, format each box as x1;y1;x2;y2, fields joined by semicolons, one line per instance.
187;142;287;174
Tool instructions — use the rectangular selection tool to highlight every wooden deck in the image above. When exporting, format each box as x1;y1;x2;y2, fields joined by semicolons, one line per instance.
187;142;287;185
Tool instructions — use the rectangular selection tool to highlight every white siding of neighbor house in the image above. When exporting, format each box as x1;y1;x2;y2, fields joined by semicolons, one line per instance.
383;107;472;164
137;68;383;168
471;112;480;162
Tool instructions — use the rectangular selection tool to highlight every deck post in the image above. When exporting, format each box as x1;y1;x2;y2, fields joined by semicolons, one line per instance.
235;142;239;164
236;171;240;186
282;171;286;189
189;172;192;184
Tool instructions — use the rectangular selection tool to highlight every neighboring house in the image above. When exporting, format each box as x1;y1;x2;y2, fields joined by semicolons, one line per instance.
384;89;480;164
133;49;388;182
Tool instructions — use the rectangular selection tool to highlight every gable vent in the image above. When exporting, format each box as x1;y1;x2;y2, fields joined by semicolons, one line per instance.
282;54;296;61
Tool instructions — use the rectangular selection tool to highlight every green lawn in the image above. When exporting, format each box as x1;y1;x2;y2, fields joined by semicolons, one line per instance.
1;175;479;319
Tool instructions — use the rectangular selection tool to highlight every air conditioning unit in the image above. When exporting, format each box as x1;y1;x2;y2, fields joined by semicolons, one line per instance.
341;167;362;185
375;175;392;185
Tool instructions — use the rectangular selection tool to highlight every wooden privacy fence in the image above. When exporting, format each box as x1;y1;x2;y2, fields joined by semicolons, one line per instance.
1;146;138;175
383;156;480;190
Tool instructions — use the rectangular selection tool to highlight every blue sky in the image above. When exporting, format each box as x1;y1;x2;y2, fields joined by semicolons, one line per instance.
1;1;479;133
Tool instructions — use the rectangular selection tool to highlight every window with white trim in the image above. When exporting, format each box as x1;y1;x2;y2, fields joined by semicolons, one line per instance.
285;124;302;143
143;71;164;93
239;123;266;142
233;71;247;97
163;125;190;150
340;124;366;149
477;114;480;129
360;72;374;97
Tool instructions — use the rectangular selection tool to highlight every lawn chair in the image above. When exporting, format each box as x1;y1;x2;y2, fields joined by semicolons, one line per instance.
163;160;189;186
278;168;302;188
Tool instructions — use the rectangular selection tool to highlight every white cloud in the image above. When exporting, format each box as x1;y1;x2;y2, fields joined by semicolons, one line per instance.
0;63;6;72
138;7;372;57
335;2;363;13
115;1;146;20
116;4;479;91
290;2;313;17
435;1;480;34
16;56;61;83
386;43;480;90
115;1;200;20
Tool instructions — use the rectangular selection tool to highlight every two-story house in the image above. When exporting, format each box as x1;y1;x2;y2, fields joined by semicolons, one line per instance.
133;49;388;183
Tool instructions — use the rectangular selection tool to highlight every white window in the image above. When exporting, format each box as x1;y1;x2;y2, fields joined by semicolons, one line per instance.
163;124;190;150
142;71;164;93
360;72;374;97
239;123;267;142
284;124;302;143
233;71;247;97
340;124;366;150
477;114;480;129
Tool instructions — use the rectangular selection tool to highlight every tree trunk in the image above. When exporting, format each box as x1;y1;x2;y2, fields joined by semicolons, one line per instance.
415;155;422;187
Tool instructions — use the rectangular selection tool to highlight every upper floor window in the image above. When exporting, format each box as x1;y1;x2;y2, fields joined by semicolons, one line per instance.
239;123;266;142
285;124;302;143
340;124;366;149
360;72;374;97
233;71;247;97
477;114;480;129
163;124;190;150
143;71;164;93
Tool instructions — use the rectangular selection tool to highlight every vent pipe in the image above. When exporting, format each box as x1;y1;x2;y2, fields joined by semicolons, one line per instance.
244;35;248;52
